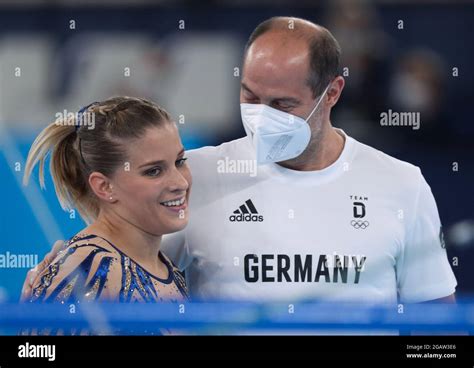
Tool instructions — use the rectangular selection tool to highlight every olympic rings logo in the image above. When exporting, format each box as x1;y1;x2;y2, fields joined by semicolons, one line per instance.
351;220;369;229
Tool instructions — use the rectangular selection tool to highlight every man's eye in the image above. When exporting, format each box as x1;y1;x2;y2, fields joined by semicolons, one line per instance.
275;102;292;110
176;157;188;167
144;167;161;177
243;93;258;103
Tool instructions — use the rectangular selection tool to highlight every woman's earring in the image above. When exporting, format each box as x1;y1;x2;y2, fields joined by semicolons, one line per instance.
109;196;113;201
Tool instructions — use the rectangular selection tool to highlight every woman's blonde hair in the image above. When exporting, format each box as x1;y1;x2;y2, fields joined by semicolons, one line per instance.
23;96;172;224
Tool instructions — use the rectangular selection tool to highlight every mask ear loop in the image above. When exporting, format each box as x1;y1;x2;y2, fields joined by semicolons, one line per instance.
305;83;332;122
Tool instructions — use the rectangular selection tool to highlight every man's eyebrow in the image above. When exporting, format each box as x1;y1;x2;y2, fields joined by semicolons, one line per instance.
241;82;301;105
271;97;301;105
241;82;254;94
139;148;186;169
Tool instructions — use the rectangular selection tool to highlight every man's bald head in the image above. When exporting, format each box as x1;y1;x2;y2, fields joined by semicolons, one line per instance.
244;17;341;97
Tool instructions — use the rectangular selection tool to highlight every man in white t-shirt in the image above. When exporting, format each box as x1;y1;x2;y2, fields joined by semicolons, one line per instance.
160;16;456;305
23;17;456;306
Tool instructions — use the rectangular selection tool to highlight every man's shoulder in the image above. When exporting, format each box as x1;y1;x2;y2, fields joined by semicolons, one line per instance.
187;136;252;162
351;137;422;183
185;137;254;182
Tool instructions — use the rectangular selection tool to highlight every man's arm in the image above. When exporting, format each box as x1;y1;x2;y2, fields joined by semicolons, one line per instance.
396;170;457;304
161;230;192;272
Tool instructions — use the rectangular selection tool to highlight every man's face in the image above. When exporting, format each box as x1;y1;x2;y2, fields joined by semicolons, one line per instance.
240;31;318;120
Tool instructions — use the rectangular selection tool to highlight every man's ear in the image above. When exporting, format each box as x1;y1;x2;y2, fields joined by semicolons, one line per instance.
326;76;345;108
88;172;115;203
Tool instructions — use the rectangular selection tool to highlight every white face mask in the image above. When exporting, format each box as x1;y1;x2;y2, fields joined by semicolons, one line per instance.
240;84;330;165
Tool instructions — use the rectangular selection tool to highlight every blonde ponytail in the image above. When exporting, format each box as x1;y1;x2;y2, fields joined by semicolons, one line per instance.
23;115;96;224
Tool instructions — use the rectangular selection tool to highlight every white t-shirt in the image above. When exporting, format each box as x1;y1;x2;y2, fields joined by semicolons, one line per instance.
162;130;456;305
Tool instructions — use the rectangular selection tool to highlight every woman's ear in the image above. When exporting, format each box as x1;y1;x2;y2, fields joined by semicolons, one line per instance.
88;172;116;203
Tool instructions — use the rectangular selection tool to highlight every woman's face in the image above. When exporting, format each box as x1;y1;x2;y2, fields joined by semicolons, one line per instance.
109;123;192;236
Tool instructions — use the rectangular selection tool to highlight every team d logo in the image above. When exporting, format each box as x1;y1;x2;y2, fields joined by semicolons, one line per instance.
350;197;369;229
229;199;263;222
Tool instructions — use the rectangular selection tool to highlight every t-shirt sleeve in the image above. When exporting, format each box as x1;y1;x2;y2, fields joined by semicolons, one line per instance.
396;170;457;303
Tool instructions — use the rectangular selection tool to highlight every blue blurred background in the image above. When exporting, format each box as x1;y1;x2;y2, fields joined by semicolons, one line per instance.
0;0;473;302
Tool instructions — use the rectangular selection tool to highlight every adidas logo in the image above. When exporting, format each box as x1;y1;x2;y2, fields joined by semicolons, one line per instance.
229;199;264;222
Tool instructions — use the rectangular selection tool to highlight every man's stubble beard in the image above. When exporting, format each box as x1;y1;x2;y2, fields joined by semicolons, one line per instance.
278;108;328;170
